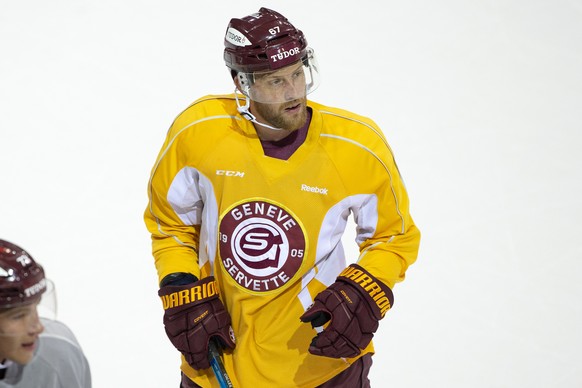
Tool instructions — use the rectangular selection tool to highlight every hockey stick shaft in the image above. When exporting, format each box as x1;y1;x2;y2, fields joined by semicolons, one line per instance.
208;338;234;388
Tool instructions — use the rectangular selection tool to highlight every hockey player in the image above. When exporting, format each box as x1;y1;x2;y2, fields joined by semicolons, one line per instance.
145;7;420;388
0;239;91;388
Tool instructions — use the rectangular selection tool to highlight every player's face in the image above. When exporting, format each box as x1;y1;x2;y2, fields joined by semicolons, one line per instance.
0;302;44;364
249;62;308;132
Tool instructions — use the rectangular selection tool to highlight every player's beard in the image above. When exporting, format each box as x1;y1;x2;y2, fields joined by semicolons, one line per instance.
252;97;308;132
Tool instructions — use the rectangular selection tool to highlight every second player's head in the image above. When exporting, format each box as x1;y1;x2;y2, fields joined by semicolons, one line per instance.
0;239;48;365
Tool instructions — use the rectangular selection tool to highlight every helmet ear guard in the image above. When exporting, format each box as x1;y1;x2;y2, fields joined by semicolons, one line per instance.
233;74;254;119
235;72;252;97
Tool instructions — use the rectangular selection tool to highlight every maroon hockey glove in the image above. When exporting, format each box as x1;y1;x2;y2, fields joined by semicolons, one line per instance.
300;264;393;358
158;276;236;370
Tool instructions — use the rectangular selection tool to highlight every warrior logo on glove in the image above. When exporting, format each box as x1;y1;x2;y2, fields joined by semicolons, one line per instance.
160;278;219;310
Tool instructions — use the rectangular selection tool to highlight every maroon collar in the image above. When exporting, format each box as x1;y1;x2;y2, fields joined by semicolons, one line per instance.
260;108;312;160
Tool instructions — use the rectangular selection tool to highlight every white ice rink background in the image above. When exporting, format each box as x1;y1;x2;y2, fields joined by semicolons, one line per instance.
1;1;581;387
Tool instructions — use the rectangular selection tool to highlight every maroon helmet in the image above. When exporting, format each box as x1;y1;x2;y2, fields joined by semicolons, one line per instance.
224;7;309;73
0;239;47;309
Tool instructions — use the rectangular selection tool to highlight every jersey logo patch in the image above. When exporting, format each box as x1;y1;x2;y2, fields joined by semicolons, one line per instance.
219;199;306;293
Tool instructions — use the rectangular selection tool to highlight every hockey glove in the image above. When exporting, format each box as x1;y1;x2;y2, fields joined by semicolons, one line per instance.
158;275;236;370
300;264;394;358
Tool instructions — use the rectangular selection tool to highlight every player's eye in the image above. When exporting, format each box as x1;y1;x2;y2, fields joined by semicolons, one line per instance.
269;78;283;86
8;312;27;321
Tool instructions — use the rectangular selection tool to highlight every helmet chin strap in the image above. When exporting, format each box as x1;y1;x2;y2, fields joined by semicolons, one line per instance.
234;90;284;131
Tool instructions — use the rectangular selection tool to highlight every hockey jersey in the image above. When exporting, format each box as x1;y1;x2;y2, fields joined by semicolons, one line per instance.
144;94;420;387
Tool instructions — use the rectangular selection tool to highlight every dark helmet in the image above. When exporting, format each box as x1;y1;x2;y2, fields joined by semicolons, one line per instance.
0;239;47;309
224;7;309;74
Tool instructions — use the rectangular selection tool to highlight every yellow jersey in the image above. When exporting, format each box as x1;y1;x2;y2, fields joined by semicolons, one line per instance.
144;94;420;387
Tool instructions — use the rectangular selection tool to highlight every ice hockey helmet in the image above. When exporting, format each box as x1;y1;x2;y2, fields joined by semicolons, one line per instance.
224;7;309;74
0;239;47;309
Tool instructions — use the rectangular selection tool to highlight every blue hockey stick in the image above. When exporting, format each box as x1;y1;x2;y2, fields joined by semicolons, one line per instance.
208;338;233;388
